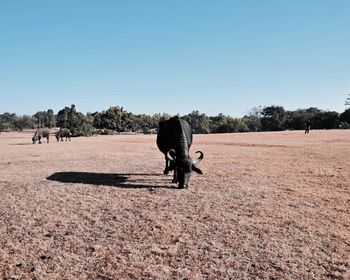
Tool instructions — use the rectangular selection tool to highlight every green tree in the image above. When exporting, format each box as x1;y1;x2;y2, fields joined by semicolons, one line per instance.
284;109;307;130
339;108;350;128
209;113;248;133
261;106;286;131
340;108;350;123
58;108;69;128
243;106;262;132
0;113;17;131
92;106;129;132
183;111;210;134
56;106;71;129
130;114;156;133
34;109;56;128
72;112;93;136
34;111;45;127
57;105;92;136
14;115;36;131
312;111;340;129
47;109;56;128
152;113;173;124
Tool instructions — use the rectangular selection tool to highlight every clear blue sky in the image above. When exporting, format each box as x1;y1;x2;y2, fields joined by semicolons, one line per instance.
1;0;349;117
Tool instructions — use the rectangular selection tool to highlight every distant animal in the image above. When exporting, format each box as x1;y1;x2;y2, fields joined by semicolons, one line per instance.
305;120;311;134
56;128;72;142
32;128;50;144
156;116;204;188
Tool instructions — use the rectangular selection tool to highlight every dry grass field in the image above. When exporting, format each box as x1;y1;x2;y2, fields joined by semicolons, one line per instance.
0;130;349;279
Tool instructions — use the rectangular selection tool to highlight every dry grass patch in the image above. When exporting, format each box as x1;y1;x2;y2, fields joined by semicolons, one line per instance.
1;130;349;279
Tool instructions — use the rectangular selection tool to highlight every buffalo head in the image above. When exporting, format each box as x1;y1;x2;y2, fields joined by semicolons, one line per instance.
166;149;204;188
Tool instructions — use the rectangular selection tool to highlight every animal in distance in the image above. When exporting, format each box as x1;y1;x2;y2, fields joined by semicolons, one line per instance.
56;128;72;142
32;128;50;144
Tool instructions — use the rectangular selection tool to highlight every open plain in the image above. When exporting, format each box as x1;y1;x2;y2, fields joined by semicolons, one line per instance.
0;130;349;279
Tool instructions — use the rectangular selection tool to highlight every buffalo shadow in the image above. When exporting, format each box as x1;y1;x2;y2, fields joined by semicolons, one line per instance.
47;172;175;189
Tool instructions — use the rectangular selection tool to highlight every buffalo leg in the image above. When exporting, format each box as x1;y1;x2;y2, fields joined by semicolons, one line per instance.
172;169;178;184
163;157;170;175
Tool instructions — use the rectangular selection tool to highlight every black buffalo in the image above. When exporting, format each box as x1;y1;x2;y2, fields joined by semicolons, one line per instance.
32;128;50;144
56;128;71;142
156;117;204;188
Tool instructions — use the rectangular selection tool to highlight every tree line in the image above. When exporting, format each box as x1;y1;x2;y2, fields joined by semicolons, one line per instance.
1;104;349;136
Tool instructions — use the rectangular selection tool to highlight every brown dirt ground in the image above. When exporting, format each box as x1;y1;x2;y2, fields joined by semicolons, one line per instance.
0;130;349;280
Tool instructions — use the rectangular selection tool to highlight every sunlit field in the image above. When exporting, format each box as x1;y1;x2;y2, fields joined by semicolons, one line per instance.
1;130;349;279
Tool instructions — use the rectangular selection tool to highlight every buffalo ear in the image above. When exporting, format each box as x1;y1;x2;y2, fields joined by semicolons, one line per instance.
192;165;203;174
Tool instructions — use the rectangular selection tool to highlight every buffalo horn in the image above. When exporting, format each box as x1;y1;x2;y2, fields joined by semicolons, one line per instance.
193;151;204;165
166;149;176;161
